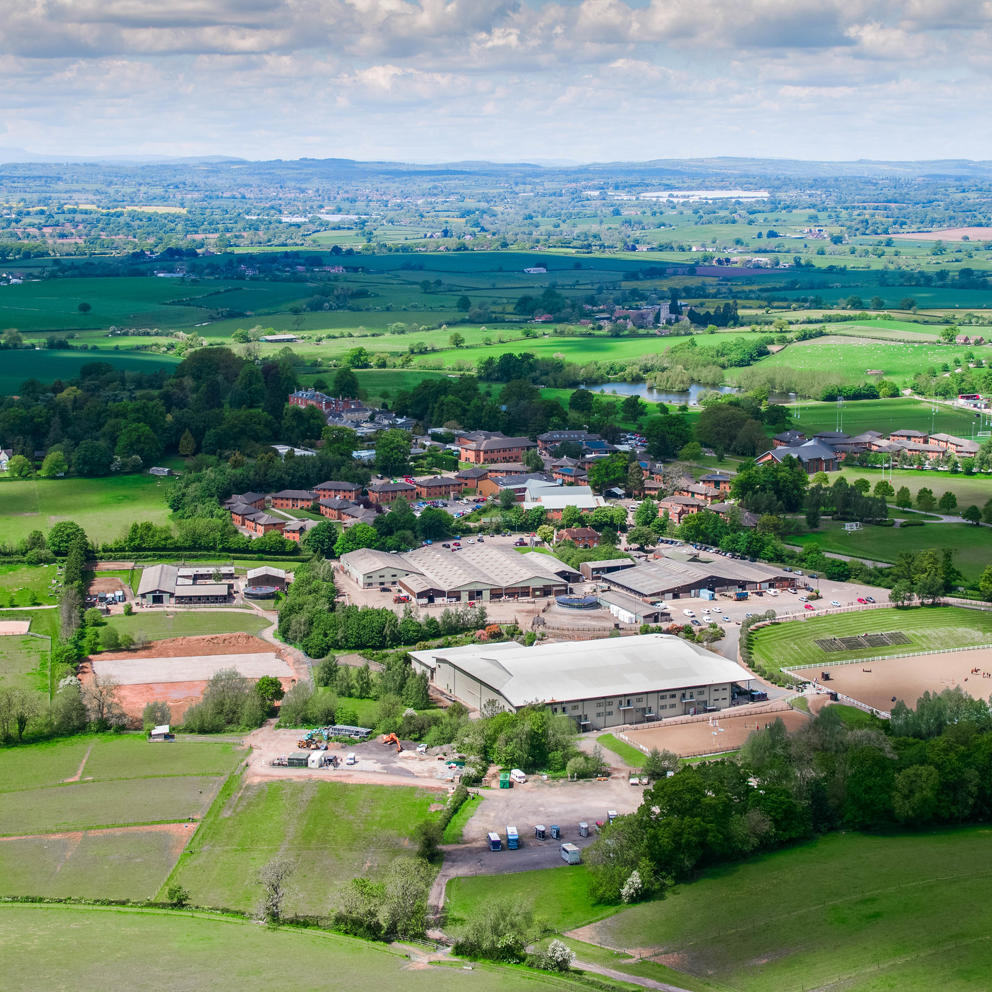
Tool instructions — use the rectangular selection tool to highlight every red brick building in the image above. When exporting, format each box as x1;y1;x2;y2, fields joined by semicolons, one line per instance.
314;480;360;500
457;431;537;465
269;489;316;510
367;481;417;505
414;476;464;500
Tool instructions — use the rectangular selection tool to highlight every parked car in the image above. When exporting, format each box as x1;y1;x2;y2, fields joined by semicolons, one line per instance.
682;609;695;617
866;596;876;603
804;603;815;611
691;619;702;626
721;615;731;622
857;597;867;604
830;600;841;607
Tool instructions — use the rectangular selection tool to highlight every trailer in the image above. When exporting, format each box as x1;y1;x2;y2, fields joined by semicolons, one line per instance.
578;821;589;837
550;824;561;839
534;824;546;840
487;832;502;852
287;754;309;768
505;825;519;850
560;842;581;865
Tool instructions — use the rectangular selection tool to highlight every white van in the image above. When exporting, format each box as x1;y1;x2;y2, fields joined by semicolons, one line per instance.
510;768;527;784
345;753;357;765
560;842;581;865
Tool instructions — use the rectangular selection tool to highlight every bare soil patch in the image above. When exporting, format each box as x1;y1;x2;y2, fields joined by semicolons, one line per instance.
625;704;808;758
89;576;127;595
99;632;274;659
0;621;30;635
794;647;992;712
79;632;304;727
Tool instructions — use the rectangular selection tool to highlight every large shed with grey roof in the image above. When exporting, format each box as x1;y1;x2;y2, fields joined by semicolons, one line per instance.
338;545;580;602
411;633;754;728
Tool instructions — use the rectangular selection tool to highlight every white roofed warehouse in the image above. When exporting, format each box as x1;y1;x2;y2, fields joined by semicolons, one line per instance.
339;545;580;603
409;634;754;729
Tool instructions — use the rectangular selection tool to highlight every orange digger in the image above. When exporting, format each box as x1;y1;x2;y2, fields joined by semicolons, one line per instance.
381;732;402;752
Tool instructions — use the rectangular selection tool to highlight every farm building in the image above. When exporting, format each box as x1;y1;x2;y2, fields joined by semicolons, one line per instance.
409;633;754;728
601;554;793;601
246;567;289;591
339;545;580;602
598;591;670;625
579;557;635;581
137;565;232;606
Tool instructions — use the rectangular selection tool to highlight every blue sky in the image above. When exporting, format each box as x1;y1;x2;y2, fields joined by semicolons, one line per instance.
1;0;989;162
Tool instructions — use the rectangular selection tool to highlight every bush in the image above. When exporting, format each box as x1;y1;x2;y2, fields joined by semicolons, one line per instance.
453;898;533;962
122;602;133;616
142;700;171;732
899;519;924;528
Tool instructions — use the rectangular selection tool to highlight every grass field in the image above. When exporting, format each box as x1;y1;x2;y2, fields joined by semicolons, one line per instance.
164;777;438;917
446;864;616;935
0;632;48;695
785;396;985;437
791;519;992;584
838;464;992;509
751;335;989;387
104;609;270;643
0;905;589;992
0;736;243;900
0;563;58;606
0;349;179;394
585;828;992;992
750;606;992;674
597;733;645;768
0;474;173;545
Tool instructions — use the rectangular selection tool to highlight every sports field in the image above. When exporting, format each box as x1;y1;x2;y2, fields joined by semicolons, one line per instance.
795;647;992;713
0;904;581;992
163;777;439;918
0;736;242;900
749;606;992;675
784;396;984;437
0;475;174;545
579;828;992;992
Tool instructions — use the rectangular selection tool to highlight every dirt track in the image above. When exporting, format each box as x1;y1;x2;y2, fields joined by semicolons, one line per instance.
625;704;808;757
795;647;992;712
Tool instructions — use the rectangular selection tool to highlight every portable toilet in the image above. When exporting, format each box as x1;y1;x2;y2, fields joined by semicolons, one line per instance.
578;821;589;838
550;824;560;840
534;824;546;840
560;842;581;865
487;832;502;852
499;772;511;789
506;825;519;850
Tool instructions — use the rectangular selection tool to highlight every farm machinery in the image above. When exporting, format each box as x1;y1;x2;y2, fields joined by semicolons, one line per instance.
298;728;331;750
381;732;403;752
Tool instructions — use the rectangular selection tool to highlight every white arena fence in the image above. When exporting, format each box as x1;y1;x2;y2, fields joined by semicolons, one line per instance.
784;643;992;673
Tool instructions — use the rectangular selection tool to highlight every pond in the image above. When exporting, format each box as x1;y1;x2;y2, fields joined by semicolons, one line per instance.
586;381;739;406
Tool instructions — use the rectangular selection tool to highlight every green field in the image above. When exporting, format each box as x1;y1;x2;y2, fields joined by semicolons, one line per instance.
596;733;645;768
165;777;438;917
785;396;985;437
838;464;992;509
750;334;986;387
0;563;59;606
446;864;615;935
750;606;992;674
0;475;173;545
0;609;56;697
104;609;270;643
0;905;588;992
0;349;179;394
586;828;992;992
792;519;992;584
0;736;243;900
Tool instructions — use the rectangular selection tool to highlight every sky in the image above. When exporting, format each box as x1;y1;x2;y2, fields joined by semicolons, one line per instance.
1;0;991;163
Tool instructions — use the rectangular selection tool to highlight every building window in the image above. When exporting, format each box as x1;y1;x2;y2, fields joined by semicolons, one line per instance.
605;710;614;716
571;704;580;711
635;696;643;703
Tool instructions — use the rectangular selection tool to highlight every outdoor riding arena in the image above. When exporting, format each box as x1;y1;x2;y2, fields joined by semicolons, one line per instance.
79;633;303;726
793;647;992;714
622;702;809;758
